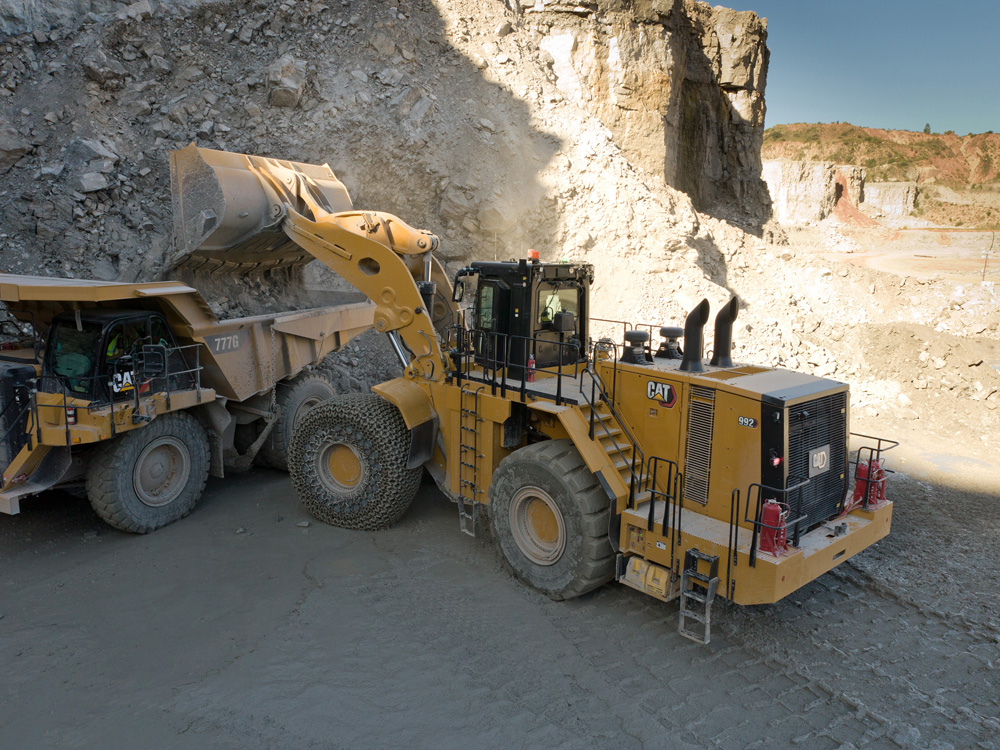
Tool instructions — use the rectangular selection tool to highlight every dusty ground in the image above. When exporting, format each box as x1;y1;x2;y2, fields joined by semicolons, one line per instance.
1;456;998;749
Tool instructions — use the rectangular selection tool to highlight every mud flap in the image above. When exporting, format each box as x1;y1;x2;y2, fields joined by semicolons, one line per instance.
0;446;73;514
406;417;438;469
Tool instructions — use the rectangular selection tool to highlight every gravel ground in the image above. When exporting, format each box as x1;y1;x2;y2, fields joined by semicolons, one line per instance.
1;461;997;749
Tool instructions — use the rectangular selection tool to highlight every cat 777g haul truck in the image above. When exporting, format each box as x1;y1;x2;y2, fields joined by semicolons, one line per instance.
171;144;894;642
0;274;372;532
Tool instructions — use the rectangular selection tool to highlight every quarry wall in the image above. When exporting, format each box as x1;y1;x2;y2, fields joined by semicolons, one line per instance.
536;0;770;222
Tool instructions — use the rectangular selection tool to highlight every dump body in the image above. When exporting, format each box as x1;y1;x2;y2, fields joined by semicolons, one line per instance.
0;273;373;515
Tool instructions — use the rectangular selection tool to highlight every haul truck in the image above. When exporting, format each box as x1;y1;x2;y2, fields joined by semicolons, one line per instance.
172;145;894;642
0;274;372;532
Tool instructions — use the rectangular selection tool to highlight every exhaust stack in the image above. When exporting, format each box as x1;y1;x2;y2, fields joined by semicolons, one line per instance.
679;299;710;373
710;296;740;368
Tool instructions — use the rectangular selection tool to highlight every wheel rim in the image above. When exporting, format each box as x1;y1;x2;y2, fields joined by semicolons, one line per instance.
509;486;566;566
133;436;191;508
293;395;324;424
317;442;367;493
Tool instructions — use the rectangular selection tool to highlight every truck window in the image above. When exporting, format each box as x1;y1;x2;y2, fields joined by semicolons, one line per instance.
49;322;103;393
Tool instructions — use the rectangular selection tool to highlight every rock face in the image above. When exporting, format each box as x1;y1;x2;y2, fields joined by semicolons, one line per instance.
763;159;866;224
865;182;917;219
763;160;837;224
536;0;770;222
0;0;120;34
0;0;773;329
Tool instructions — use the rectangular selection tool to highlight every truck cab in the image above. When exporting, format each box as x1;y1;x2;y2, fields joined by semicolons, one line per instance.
43;309;188;404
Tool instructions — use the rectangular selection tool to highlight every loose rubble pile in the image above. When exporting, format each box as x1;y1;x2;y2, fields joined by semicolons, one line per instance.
0;0;996;466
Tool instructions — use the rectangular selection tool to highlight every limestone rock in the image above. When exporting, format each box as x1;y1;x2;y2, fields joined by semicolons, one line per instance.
763;160;837;224
76;172;109;192
535;0;770;220
0;122;30;173
115;1;153;21
864;182;917;218
82;48;126;86
267;54;307;108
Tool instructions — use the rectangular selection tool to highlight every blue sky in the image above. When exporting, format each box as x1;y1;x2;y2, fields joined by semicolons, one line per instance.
733;1;999;134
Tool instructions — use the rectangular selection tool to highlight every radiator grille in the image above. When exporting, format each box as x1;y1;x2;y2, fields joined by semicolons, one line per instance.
787;391;848;529
683;386;715;505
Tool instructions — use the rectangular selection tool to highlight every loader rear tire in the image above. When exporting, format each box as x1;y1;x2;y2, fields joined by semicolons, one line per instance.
288;393;420;530
259;373;337;472
489;439;614;600
86;412;210;533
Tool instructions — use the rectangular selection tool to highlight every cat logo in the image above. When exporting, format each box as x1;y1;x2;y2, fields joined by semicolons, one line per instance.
809;444;830;477
646;380;677;408
111;370;135;394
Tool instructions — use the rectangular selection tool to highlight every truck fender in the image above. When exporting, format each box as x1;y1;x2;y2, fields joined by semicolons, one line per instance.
189;400;232;479
371;379;438;469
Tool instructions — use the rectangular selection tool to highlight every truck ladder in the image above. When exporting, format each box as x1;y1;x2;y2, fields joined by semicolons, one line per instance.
457;384;485;536
678;548;720;644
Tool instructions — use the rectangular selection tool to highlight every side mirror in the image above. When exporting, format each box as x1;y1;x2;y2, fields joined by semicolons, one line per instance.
452;280;466;303
137;344;168;377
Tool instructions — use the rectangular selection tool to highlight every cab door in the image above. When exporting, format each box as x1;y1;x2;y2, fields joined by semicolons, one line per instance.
473;280;509;370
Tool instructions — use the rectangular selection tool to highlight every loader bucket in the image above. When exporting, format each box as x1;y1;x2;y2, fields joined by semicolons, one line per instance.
169;144;353;272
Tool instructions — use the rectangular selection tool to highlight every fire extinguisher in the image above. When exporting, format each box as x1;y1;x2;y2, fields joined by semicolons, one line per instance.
848;459;886;511
527;353;536;382
760;499;789;556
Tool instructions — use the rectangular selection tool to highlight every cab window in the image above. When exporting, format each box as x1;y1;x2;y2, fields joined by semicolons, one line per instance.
477;284;495;330
537;285;579;326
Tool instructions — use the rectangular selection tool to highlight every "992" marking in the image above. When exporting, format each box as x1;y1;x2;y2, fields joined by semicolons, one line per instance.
738;416;758;428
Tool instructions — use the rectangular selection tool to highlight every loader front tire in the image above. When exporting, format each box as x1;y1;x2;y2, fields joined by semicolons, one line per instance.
86;412;210;533
288;393;420;530
260;373;337;472
489;439;614;600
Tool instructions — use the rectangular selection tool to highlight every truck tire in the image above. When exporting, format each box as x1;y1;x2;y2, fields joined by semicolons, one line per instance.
86;412;210;533
489;439;614;600
259;373;337;472
289;393;420;530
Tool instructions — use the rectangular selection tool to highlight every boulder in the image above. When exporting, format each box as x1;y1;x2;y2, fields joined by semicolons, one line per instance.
82;48;126;86
267;55;307;108
0;122;30;173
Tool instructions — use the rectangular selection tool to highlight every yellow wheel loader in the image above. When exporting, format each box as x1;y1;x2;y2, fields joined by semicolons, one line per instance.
171;145;895;643
0;274;372;532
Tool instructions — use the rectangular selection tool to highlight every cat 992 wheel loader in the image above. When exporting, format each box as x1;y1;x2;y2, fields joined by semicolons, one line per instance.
171;144;895;643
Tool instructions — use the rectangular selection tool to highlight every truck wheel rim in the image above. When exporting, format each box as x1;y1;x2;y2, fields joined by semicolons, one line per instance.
294;396;324;424
134;437;191;508
319;442;366;492
509;486;566;566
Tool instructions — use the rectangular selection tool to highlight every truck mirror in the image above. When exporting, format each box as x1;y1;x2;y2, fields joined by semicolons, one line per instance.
453;281;465;303
137;344;168;377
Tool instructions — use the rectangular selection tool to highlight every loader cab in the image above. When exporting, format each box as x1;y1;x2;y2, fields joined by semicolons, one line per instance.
467;258;593;375
42;310;187;403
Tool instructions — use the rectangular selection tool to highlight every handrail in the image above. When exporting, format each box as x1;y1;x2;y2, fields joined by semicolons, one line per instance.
577;364;645;503
727;489;740;601
26;343;206;446
0;384;32;462
444;320;649;509
844;432;898;512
